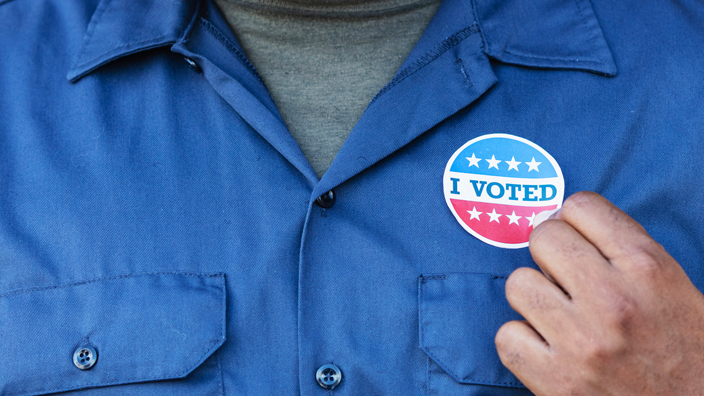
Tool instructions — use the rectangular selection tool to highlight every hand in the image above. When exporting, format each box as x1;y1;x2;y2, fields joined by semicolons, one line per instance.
495;191;704;395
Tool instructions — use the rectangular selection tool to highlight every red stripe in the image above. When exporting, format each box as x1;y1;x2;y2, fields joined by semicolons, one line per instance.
451;200;557;244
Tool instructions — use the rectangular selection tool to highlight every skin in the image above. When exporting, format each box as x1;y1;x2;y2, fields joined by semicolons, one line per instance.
495;191;704;395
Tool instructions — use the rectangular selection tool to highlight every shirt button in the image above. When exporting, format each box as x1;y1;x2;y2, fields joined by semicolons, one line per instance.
183;57;202;73
73;346;97;370
315;190;336;208
316;364;342;390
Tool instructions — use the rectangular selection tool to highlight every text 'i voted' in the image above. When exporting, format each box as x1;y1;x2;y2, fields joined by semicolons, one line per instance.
443;134;565;249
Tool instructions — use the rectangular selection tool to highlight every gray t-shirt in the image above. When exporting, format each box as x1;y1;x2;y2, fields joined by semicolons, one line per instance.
214;0;442;177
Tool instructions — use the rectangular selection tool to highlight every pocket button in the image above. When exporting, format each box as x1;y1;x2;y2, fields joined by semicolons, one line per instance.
73;346;97;370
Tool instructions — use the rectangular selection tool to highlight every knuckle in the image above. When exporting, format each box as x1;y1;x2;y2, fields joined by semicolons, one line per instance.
630;251;664;277
597;284;638;331
505;268;563;312
581;334;626;367
605;298;637;332
494;323;525;368
561;191;601;217
505;267;533;298
566;299;632;368
584;311;631;361
494;323;514;350
528;218;561;247
625;239;669;276
554;238;589;262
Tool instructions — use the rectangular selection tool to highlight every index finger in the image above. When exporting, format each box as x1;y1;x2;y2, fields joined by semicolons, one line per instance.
556;191;669;270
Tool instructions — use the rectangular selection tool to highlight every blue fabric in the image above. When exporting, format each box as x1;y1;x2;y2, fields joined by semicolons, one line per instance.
1;273;226;395
419;274;524;388
0;0;703;394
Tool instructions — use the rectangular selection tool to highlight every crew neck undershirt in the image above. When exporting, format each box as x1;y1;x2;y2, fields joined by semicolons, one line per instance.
214;0;442;178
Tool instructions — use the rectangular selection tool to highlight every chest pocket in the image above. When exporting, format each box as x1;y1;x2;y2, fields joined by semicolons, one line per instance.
0;272;226;396
419;273;532;395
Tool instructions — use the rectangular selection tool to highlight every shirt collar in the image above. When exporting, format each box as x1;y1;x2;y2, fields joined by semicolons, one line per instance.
67;0;200;82
67;0;616;82
471;0;617;76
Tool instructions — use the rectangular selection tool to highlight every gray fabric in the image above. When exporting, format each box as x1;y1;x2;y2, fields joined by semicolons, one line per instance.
214;0;442;178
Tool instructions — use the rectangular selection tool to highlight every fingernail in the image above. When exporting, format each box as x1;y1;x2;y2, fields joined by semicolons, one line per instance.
533;209;560;228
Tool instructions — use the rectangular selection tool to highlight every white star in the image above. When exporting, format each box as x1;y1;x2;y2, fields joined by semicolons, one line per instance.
466;153;482;168
506;211;522;225
506;156;521;171
487;209;502;223
485;155;501;170
526;212;537;227
526;157;542;172
467;207;482;221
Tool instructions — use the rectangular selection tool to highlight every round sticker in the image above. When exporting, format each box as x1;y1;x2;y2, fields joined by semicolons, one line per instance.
443;134;564;249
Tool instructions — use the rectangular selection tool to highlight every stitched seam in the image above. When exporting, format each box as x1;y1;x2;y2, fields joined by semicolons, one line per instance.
6;272;227;396
419;274;524;388
455;58;472;87
198;18;262;82
7;340;223;396
179;0;203;44
420;275;446;282
216;345;226;395
503;48;601;64
574;0;598;51
421;343;524;386
73;0;197;71
426;355;431;396
73;35;173;69
72;0;113;67
468;0;489;55
370;24;480;104
501;0;607;69
419;277;430;396
0;271;225;298
418;277;424;348
424;271;511;278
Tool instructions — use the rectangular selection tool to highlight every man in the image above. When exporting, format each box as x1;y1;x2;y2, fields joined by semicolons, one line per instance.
0;0;703;395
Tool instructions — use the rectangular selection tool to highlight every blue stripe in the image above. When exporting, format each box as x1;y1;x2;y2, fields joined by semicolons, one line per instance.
450;137;557;178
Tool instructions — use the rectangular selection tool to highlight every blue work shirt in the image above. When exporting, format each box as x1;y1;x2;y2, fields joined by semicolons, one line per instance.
1;0;703;394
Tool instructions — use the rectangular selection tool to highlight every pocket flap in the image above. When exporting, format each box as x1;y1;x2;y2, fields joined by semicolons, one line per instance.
0;272;226;396
419;273;525;388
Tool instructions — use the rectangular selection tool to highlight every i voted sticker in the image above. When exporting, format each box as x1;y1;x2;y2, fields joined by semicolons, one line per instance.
443;134;564;249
